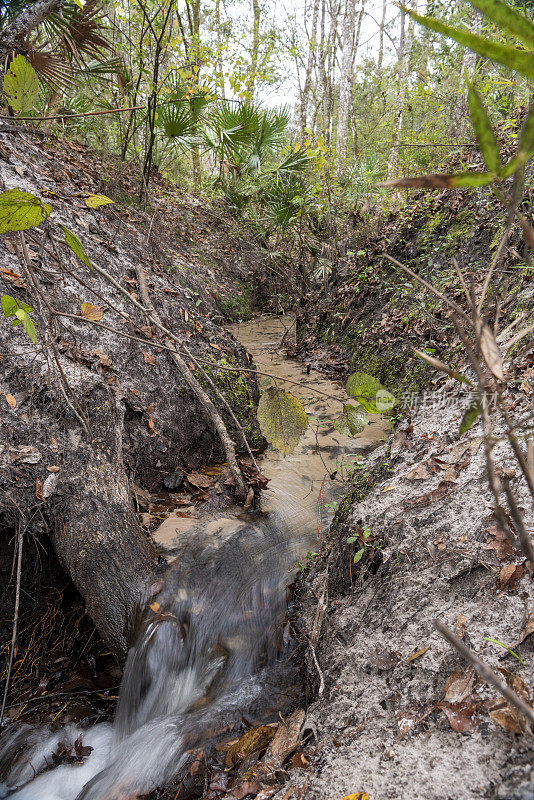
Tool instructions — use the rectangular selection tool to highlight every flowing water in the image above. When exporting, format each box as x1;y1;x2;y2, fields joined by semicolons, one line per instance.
0;315;388;800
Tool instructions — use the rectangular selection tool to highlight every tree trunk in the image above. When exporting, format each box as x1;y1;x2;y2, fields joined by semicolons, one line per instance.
51;386;155;661
299;0;320;135
248;0;261;101
377;0;387;76
387;0;416;180
336;0;357;163
0;0;61;57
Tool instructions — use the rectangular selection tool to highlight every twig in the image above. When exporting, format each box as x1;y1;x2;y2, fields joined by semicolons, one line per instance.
0;524;23;727
435;620;534;729
502;478;534;567
134;264;247;496
52;311;345;404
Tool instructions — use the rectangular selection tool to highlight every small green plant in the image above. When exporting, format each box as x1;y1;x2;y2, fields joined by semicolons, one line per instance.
297;550;318;573
1;294;36;343
347;525;382;564
483;636;526;665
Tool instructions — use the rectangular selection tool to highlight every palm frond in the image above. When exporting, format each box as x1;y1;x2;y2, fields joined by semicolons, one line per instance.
28;45;72;88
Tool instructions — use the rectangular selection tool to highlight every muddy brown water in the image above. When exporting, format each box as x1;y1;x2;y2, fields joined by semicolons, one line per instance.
1;315;388;800
154;314;388;555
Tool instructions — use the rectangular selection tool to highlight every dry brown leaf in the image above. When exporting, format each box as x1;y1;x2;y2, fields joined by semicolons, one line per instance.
264;708;305;766
142;350;155;365
80;302;103;321
499;563;524;591
368;648;401;670
442;465;457;483
443;668;474;703
437;700;479;733
406;464;431;481
5;392;16;409
489;703;526;734
51;436;59;453
187;472;213;489
225;725;277;767
47;465;60;472
36;477;44;501
231;780;262;799
291;752;309;769
516;611;534;646
456;614;467;638
93;348;111;367
406;647;429;664
480;324;505;382
404;481;451;508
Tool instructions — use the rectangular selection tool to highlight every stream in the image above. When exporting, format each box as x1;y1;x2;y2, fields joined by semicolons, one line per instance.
0;315;387;800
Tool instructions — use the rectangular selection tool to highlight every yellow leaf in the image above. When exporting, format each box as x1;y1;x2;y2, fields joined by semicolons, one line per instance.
339;794;370;800
257;387;308;457
5;392;16;409
225;725;277;767
406;646;429;664
84;194;114;209
80;302;103;321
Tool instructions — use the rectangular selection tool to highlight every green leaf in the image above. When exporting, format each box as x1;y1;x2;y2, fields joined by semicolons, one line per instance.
2;55;39;115
0;188;52;234
1;294;18;317
84;194;114;209
353;548;364;564
257;386;308;457
459;400;481;436
334;403;369;437
346;372;385;413
14;308;36;343
403;6;534;80
500;156;521;178
466;80;501;173
61;225;93;269
469;0;534;50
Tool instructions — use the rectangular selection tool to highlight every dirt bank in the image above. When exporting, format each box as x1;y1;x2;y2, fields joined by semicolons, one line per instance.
292;187;534;799
0;129;268;658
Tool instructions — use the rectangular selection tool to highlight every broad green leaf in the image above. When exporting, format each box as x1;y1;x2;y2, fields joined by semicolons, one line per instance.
403;7;534;80
3;55;39;115
382;172;494;190
0;188;52;234
14;307;36;343
469;0;534;50
466;80;501;173
346;372;384;413
334;403;369;437
460;400;481;435
1;294;18;317
257;386;308;457
61;225;93;269
84;194;114;209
